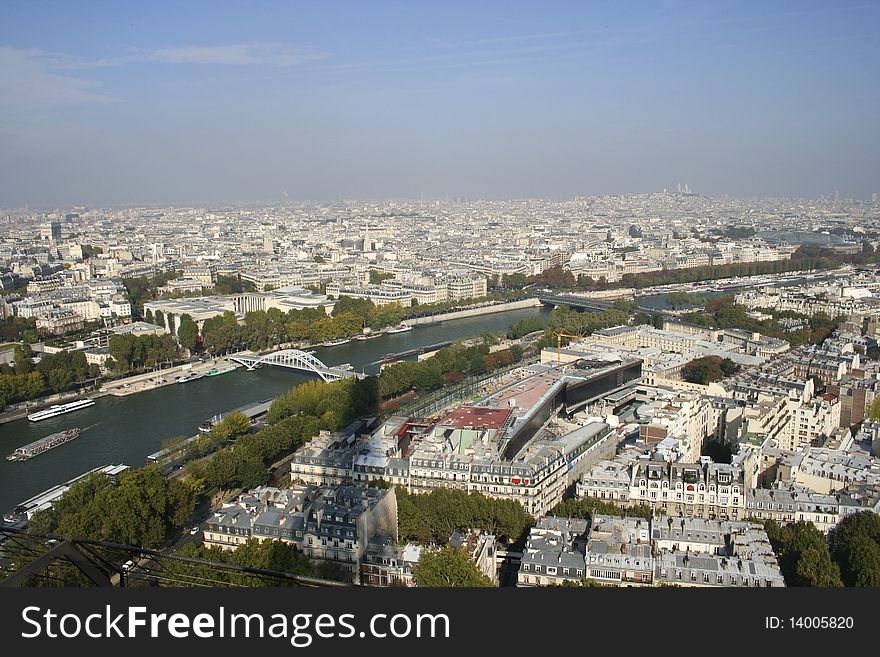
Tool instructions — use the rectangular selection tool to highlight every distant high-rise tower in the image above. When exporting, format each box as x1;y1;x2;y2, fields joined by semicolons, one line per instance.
40;221;61;243
263;229;275;254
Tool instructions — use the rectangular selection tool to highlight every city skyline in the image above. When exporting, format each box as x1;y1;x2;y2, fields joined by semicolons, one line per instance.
2;0;879;206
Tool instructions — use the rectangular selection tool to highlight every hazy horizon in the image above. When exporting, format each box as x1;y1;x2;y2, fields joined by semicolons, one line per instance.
2;1;879;207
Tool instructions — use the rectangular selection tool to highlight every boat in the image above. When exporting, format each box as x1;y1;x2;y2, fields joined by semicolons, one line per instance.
355;333;381;341
7;428;81;461
323;338;351;347
206;365;237;377
198;414;221;433
176;373;205;384
385;323;413;334
27;398;95;422
336;363;355;371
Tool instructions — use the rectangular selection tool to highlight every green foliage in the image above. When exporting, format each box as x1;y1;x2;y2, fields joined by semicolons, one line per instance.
176;313;200;353
123;271;180;320
0;347;102;407
506;313;547;339
501;273;530;290
681;356;739;385
188;414;324;491
163;540;312;586
830;511;880;587
678;311;717;328
549;497;653;521
108;333;178;372
32;466;196;548
267;377;378;428
529;265;575;289
378;341;522;400
665;292;712;310
764;519;843;587
868;397;880;421
396;488;533;546
80;244;103;259
413;546;494;587
540;305;631;345
369;270;395;285
213;274;256;295
0;316;38;342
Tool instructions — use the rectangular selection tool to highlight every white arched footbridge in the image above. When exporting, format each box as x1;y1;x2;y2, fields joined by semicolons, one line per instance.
229;350;361;381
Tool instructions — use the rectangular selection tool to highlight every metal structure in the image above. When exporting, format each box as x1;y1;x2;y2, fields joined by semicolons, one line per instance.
538;294;615;312
229;349;360;381
0;527;351;588
553;330;588;365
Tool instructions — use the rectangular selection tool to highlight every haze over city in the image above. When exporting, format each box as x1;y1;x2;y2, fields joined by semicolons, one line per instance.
2;0;878;207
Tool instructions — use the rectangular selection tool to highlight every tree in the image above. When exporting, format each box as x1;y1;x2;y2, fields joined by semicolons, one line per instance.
412;547;494;587
831;511;880;587
369;270;394;285
869;397;880;421
681;356;737;385
765;520;843;587
177;313;200;354
154;310;165;331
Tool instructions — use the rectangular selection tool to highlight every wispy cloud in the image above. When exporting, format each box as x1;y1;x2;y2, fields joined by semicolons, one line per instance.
0;47;112;111
143;43;325;66
424;29;605;49
16;42;326;70
0;42;325;117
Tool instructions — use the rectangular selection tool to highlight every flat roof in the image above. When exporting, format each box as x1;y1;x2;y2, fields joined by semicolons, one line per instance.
444;406;512;430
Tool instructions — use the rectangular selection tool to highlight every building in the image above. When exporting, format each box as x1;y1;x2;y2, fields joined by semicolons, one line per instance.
652;516;786;587
518;514;785;587
517;517;589;586
361;537;423;587
203;483;398;583
584;514;653;585
40;221;61;243
325;283;412;307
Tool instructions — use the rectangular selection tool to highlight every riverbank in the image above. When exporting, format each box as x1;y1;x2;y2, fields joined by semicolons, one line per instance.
100;358;242;397
0;306;550;513
405;298;541;326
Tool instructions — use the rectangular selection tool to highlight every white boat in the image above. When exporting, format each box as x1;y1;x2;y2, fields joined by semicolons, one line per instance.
323;338;351;347
177;373;205;384
385;323;413;334
27;399;95;422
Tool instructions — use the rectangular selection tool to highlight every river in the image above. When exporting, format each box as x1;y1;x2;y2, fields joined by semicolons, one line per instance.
0;306;548;512
636;272;843;310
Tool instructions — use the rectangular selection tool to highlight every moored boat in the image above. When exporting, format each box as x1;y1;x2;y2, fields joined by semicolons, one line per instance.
27;399;95;422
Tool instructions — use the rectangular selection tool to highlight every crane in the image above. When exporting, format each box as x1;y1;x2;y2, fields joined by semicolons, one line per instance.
553;330;587;365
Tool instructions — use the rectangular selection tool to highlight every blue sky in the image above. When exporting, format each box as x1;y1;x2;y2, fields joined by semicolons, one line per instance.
1;0;878;206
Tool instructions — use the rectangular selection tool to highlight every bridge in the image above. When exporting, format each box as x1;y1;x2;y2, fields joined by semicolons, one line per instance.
229;349;362;381
538;294;674;316
538;294;617;312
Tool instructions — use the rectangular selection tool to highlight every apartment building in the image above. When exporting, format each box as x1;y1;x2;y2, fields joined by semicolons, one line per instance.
203;483;398;583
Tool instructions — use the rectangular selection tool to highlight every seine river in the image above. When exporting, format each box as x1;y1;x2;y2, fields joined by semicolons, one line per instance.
0;307;548;512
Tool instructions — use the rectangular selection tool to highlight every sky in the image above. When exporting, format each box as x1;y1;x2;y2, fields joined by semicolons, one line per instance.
1;0;878;207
